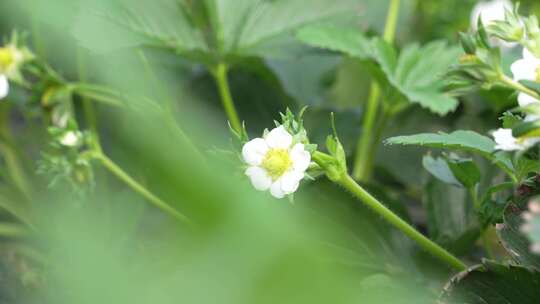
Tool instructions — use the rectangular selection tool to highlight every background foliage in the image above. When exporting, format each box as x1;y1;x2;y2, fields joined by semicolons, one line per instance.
0;0;540;303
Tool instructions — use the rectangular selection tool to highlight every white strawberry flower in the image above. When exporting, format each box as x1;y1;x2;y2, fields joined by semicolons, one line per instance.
0;44;26;100
511;48;540;107
492;128;540;151
242;126;311;199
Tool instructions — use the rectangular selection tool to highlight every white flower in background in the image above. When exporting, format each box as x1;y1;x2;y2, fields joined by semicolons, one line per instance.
59;131;82;147
492;128;540;151
511;48;540;108
471;0;516;48
242;126;311;199
0;75;7;100
471;0;512;28
521;201;540;253
0;43;28;100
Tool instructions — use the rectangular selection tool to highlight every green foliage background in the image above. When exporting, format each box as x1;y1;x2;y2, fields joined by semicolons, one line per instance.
0;0;540;303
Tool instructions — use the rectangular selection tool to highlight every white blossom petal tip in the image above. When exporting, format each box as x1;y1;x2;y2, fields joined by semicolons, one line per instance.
60;131;81;147
0;75;8;100
264;126;293;149
242;138;269;166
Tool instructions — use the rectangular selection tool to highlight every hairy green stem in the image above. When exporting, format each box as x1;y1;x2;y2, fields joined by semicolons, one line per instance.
337;173;466;270
499;74;540;100
95;153;191;225
211;63;242;133
353;0;401;182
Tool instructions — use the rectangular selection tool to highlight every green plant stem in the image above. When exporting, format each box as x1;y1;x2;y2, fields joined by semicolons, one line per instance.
499;74;540;99
336;173;466;271
353;83;381;180
95;153;191;225
77;50;103;154
0;223;29;238
353;0;401;182
72;90;124;107
383;0;401;43
0;110;32;199
211;63;242;133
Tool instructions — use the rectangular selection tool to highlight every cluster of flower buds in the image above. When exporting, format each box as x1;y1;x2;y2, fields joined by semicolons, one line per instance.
450;2;540;152
37;123;94;195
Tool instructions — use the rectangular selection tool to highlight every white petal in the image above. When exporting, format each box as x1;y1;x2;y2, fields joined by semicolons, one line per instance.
60;131;80;147
525;114;540;122
290;143;311;172
242;138;269;166
0;75;8;100
523;48;540;61
511;59;537;82
492;128;523;151
270;181;286;199
264;126;292;149
471;0;510;27
245;166;272;191
279;170;304;194
518;93;540;107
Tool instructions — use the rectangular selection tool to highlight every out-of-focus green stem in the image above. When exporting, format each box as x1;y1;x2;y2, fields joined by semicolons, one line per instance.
338;173;466;270
95;153;191;225
71;89;123;107
211;63;242;133
77;50;103;154
0;223;29;238
0;109;32;199
353;0;401;182
136;50;203;162
383;0;401;43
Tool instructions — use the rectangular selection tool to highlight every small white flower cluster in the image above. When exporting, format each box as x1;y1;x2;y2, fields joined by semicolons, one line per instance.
492;48;540;151
242;126;311;199
522;200;540;253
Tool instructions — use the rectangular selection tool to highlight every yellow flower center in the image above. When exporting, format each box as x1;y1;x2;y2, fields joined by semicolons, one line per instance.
262;148;292;180
0;48;14;72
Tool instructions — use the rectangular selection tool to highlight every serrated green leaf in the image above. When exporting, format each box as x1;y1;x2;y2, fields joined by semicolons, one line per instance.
440;260;540;304
385;130;496;156
372;39;461;115
497;203;540;269
234;0;359;56
72;0;360;61
295;23;371;58
72;0;208;54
